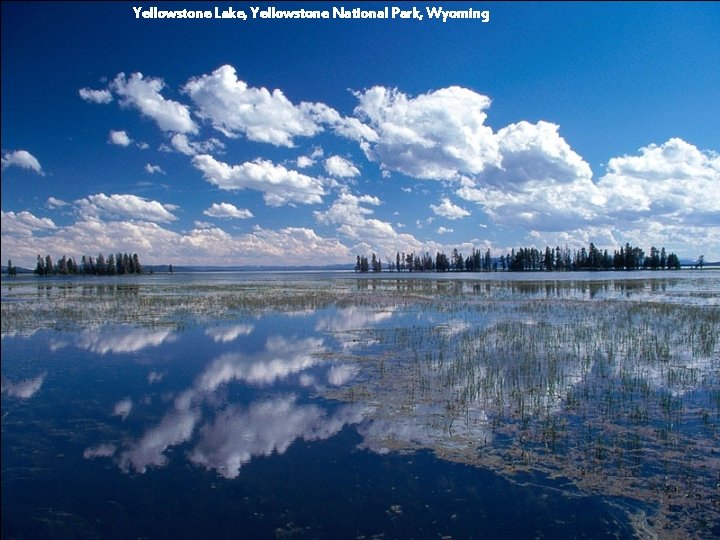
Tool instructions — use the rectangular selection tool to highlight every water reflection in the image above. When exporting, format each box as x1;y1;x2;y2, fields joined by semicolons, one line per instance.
119;407;200;473
315;306;396;350
197;336;326;389
112;398;133;420
1;372;46;398
81;330;368;478
189;396;368;479
204;324;254;343
77;326;176;354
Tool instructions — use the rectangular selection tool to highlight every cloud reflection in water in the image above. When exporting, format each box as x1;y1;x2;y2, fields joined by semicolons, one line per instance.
190;395;369;479
77;326;176;354
205;324;254;343
1;373;46;398
91;332;370;476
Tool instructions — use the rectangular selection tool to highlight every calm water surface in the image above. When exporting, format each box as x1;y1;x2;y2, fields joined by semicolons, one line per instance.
2;271;719;539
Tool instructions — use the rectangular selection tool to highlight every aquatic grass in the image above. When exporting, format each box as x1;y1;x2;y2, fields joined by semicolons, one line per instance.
319;282;719;538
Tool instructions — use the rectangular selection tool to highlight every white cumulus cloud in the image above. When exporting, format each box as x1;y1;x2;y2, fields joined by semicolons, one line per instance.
79;87;113;104
183;65;324;146
354;85;499;179
192;154;325;206
111;72;197;134
598;138;720;223
144;163;165;174
1;210;57;235
325;155;360;177
315;190;441;256
203;202;253;219
75;193;178;223
430;197;470;220
47;197;68;209
169;133;225;156
297;155;314;168
1;150;44;175
108;130;132;147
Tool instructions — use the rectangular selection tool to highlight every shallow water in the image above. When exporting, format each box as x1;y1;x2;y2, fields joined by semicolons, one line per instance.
2;271;719;538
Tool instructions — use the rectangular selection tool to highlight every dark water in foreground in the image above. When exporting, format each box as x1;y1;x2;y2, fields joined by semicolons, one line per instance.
2;271;719;538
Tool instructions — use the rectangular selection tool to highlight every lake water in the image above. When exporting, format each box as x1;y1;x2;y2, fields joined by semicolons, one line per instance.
2;271;719;538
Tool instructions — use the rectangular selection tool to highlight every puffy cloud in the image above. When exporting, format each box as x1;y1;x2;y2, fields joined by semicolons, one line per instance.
180;225;349;264
182;65;374;147
455;120;602;230
108;129;132;147
111;72;197;134
314;190;384;238
437;226;453;235
169;133;225;156
296;155;314;168
354;85;499;179
315;190;441;256
588;138;720;256
1;149;44;175
604;138;719;181
457;136;719;258
1;210;57;235
430;197;470;220
144;163;165;175
325;155;360;178
183;65;323;146
75;193;178;223
456;177;604;230
296;147;325;169
203;202;253;219
79;87;113;104
598;138;720;223
192;154;325;206
491;121;593;186
0;216;348;268
0;216;172;268
47;196;68;209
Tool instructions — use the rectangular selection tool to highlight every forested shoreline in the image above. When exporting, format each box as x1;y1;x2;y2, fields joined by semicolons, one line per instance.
355;242;688;273
4;253;145;277
1;241;703;277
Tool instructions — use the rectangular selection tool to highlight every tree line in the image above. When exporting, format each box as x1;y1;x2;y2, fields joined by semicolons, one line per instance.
356;243;683;273
29;253;144;276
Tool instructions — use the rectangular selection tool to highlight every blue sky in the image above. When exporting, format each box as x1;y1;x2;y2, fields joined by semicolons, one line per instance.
2;1;719;267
